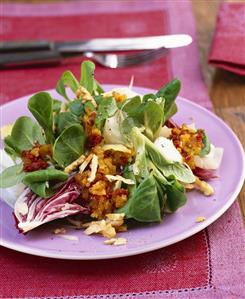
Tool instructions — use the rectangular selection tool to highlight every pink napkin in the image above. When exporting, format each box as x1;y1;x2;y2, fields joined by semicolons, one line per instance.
208;2;245;75
0;1;244;298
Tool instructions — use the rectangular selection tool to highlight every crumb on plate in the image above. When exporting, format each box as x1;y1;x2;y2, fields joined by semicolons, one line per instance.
196;216;206;223
53;228;67;234
104;237;127;246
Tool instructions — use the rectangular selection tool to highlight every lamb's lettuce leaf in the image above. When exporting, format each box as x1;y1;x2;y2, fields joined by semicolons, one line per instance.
131;127;195;183
68;99;85;117
199;130;211;157
94;79;104;95
131;126;148;179
143;101;164;141
4;116;45;157
53;99;62;113
95;97;118;129
80;60;95;94
0;163;24;188
121;117;143;144
23;168;68;198
151;165;187;212
55;112;79;135
56;71;80;101
53;124;86;168
28;92;54;144
119;174;161;222
80;60;104;95
121;95;165;141
121;96;141;115
156;79;181;121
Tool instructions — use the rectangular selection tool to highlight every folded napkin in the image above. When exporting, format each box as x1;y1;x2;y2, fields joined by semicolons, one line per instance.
0;1;244;299
208;2;245;75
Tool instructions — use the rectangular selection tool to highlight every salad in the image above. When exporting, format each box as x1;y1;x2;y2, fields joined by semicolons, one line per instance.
0;61;223;244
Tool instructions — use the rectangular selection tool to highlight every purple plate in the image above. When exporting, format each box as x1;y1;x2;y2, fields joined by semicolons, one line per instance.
0;85;244;260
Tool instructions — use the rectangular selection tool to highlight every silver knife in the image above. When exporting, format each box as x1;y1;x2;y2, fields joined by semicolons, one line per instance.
0;35;192;67
0;35;192;53
56;34;192;52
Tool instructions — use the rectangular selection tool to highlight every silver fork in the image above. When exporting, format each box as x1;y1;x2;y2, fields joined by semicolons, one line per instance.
83;47;169;68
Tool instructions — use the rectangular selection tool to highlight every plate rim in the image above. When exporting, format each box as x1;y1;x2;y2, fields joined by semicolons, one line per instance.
1;85;245;260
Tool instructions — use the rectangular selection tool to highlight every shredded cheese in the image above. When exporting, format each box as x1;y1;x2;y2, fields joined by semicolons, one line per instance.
79;154;93;173
105;174;135;185
64;154;85;174
88;154;98;182
59;234;79;241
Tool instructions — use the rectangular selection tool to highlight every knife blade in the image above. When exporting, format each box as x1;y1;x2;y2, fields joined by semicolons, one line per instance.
0;34;192;53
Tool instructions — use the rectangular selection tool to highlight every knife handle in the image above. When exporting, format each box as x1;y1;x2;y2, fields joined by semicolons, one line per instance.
0;41;53;53
0;50;62;68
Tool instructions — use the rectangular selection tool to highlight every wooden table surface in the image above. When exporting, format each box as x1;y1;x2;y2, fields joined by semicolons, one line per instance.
2;0;245;224
192;0;245;225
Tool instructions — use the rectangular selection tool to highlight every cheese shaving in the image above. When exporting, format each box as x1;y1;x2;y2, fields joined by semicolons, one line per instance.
88;154;98;182
58;234;79;241
64;154;85;174
105;175;135;185
79;154;93;173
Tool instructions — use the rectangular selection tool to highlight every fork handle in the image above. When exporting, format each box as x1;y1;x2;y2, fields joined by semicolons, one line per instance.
0;50;62;68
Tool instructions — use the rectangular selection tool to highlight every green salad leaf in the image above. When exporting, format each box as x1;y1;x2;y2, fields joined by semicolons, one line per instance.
156;79;181;121
23;168;68;198
28;92;54;144
143;101;164;141
80;60;104;95
80;60;95;94
68;99;85;117
94;79;104;95
121;116;143;144
131;127;149;179
121;96;141;115
131;127;195;183
0;163;25;188
121;94;165;141
26;182;52;198
119;174;161;222
164;176;187;212
160;163;195;184
56;71;80;101
53;124;86;168
4;116;45;157
199;130;211;157
55;112;79;135
95;97;118;129
53;99;62;113
152;165;187;213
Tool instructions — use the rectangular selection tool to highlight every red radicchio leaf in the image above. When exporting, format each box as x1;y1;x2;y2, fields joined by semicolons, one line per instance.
193;167;218;181
14;180;88;233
